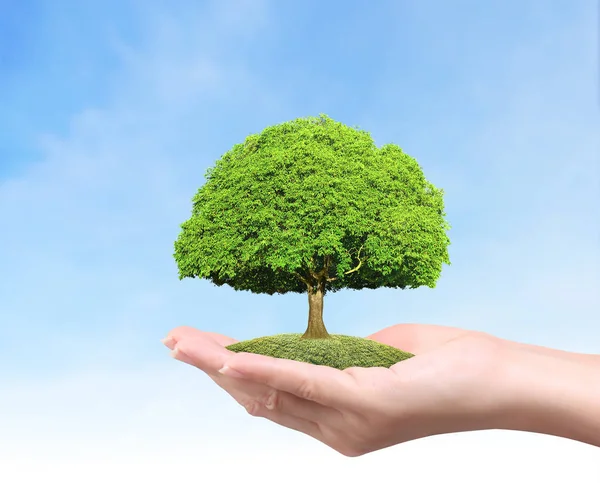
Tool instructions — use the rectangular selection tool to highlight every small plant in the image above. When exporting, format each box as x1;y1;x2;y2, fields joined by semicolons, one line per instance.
174;115;450;369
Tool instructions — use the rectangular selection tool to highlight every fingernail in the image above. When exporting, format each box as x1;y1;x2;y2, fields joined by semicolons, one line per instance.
218;364;245;379
162;337;176;350
170;347;182;359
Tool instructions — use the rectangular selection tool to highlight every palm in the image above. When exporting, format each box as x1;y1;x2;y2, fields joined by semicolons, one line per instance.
165;324;503;455
165;323;491;403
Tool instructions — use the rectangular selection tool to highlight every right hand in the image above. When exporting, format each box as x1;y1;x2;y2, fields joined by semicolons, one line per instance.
163;324;513;455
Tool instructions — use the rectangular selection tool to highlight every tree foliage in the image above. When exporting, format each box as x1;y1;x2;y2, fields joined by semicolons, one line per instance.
174;115;450;296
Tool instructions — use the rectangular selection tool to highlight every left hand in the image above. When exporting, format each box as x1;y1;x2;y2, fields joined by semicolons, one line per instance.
163;325;510;457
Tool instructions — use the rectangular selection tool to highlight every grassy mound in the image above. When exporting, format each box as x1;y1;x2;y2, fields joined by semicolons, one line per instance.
225;333;414;370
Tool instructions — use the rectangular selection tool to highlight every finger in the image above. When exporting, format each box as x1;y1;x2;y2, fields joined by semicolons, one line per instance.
165;326;238;347
171;335;236;375
172;341;344;442
164;326;204;345
207;371;343;455
241;398;326;444
219;352;360;409
260;389;341;423
202;362;344;426
197;331;239;346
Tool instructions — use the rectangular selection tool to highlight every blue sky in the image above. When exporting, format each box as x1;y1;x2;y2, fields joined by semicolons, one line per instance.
1;1;599;479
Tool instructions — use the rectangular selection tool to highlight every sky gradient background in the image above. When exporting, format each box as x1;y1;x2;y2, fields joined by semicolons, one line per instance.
1;0;599;481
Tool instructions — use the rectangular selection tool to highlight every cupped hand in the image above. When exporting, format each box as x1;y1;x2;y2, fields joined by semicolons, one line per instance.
163;324;512;457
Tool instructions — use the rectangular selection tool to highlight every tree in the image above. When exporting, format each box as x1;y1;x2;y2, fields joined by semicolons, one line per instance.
174;115;450;339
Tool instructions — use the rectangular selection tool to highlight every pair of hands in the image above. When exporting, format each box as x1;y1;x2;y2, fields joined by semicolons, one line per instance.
163;324;511;457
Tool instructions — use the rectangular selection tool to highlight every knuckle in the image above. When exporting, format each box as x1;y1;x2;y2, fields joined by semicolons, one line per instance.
333;430;374;458
240;398;261;416
296;378;317;401
263;390;279;410
335;444;365;458
240;390;280;416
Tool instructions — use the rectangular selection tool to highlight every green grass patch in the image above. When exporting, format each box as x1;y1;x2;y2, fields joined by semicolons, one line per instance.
225;333;414;370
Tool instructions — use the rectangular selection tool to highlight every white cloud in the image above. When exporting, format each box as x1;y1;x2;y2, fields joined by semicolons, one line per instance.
0;0;286;357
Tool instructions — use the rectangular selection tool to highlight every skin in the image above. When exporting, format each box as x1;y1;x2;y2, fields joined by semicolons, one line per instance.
163;324;600;456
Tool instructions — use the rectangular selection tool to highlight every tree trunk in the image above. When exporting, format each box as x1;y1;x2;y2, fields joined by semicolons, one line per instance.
301;282;331;339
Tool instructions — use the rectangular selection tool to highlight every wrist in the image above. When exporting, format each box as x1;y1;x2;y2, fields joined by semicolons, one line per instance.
495;343;600;446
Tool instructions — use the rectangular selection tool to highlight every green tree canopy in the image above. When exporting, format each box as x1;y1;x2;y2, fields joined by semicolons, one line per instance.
174;114;450;338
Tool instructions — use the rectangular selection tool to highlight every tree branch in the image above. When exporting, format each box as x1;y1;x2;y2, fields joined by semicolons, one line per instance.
343;257;364;276
316;255;330;279
306;250;366;284
293;272;311;286
324;246;367;282
343;244;366;276
323;255;337;282
307;255;321;281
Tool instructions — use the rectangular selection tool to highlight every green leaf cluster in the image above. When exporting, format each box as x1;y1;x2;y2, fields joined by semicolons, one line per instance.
174;114;450;295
